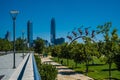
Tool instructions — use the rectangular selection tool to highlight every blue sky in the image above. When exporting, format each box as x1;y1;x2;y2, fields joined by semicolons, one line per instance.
0;0;120;42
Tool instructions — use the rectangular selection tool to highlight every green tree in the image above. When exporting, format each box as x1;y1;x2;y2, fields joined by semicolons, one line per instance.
60;42;68;58
51;45;61;61
71;43;85;67
60;42;72;65
0;39;12;52
114;38;120;71
114;53;120;71
97;22;119;79
83;37;93;75
34;38;45;54
15;37;24;51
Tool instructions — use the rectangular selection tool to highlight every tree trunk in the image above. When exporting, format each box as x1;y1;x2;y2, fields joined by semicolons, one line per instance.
75;62;77;68
85;59;89;76
92;56;94;65
67;58;69;66
58;57;59;62
109;63;112;80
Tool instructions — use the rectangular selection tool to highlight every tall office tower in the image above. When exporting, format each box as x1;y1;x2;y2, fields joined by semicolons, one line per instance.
27;20;33;47
5;31;10;41
50;18;56;45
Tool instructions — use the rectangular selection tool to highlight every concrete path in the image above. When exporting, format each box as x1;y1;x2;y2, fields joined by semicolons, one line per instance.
0;53;25;80
41;57;93;80
22;53;34;80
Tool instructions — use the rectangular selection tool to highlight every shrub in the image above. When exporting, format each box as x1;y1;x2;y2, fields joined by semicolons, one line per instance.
40;64;58;80
34;55;58;80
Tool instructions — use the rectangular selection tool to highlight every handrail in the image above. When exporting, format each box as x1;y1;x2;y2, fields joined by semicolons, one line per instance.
32;53;41;80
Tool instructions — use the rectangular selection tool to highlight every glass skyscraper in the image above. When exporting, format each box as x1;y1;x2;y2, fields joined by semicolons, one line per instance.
27;20;33;47
50;18;56;45
5;31;10;41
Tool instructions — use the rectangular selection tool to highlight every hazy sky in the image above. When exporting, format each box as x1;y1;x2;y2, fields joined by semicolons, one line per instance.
0;0;120;42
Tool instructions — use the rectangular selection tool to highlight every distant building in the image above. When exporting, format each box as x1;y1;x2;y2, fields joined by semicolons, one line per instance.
44;40;49;47
55;37;65;45
5;31;10;41
27;20;33;47
50;17;65;45
50;18;56;45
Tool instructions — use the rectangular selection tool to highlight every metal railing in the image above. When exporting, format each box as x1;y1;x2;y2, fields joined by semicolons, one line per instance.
32;53;41;80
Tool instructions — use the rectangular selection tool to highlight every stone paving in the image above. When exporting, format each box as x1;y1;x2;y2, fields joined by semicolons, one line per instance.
41;56;93;80
0;53;25;80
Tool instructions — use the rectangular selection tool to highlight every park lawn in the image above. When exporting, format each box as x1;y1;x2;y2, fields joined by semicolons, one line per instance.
51;57;120;80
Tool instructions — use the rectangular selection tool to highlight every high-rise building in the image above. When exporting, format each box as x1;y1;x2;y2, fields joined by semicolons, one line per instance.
27;20;33;47
50;18;56;45
5;31;10;41
55;37;65;45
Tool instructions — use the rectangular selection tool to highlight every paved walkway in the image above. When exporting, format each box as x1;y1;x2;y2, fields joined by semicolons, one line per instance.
22;53;34;80
41;56;93;80
0;53;25;80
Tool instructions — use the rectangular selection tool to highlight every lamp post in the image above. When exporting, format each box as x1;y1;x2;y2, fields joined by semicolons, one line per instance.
10;10;19;69
22;30;25;59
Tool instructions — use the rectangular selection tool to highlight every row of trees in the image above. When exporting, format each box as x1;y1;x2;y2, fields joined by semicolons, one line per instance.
0;37;45;52
1;22;119;79
0;39;12;52
48;22;120;80
0;37;29;52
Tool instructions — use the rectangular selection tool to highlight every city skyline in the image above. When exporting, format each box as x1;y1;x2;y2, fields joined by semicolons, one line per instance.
0;0;120;42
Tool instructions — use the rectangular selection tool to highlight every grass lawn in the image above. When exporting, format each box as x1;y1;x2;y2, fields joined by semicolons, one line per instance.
51;57;120;80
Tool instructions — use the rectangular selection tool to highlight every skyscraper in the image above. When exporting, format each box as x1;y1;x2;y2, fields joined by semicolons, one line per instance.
27;20;33;47
50;18;56;45
5;31;10;41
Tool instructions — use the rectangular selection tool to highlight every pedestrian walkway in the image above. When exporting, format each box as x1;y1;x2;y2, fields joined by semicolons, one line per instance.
22;53;34;80
9;53;41;80
41;56;93;80
0;53;41;80
0;53;25;80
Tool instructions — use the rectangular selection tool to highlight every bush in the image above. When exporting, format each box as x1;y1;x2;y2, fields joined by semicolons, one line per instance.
34;55;41;68
114;54;120;71
40;64;58;80
34;54;58;80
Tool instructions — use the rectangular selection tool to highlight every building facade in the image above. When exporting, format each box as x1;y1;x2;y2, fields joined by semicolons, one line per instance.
50;18;56;45
27;20;33;47
55;37;65;45
5;31;10;41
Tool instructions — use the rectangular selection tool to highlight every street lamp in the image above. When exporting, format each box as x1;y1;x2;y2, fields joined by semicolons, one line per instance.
22;30;25;59
10;10;19;69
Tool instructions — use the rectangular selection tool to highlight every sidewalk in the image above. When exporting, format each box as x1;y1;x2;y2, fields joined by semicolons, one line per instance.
41;56;93;80
22;53;34;80
0;53;24;80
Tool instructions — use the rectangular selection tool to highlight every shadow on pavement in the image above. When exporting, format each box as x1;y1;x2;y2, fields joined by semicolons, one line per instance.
0;75;4;80
58;71;76;75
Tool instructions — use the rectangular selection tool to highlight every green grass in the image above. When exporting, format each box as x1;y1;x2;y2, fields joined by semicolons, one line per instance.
51;57;120;80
